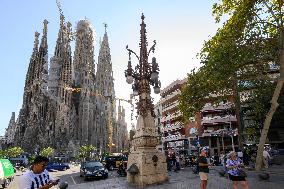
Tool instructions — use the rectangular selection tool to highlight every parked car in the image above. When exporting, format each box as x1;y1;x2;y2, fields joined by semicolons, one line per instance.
102;156;128;171
80;161;108;180
271;149;284;165
46;162;70;171
0;159;14;188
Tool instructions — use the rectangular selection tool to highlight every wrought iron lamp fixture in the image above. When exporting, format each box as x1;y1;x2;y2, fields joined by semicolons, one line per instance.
125;14;161;116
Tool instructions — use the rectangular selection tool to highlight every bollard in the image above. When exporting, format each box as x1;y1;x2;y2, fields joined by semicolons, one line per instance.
59;181;68;189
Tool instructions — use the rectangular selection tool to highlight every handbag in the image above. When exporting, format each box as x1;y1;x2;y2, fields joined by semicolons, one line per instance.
237;169;247;177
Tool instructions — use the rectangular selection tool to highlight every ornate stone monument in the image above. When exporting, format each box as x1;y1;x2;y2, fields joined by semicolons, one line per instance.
125;13;168;186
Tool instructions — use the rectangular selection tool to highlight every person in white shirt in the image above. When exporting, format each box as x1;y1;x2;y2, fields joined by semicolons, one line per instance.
263;149;271;169
237;151;243;160
19;156;59;189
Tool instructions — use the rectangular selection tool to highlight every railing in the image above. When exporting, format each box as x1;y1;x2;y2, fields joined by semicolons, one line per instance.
161;111;182;123
162;123;183;132
201;115;237;125
162;100;179;113
161;134;186;142
160;90;181;104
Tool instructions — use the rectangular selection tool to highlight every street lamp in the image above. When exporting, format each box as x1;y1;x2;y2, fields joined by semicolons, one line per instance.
226;109;235;152
195;133;200;173
124;13;168;185
125;14;161;117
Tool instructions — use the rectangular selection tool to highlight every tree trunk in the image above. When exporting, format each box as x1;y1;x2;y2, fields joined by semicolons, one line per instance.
255;78;283;171
255;47;284;171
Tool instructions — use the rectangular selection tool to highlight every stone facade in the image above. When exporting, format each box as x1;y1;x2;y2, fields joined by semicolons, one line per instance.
5;15;127;155
127;113;168;186
116;104;129;152
4;112;16;147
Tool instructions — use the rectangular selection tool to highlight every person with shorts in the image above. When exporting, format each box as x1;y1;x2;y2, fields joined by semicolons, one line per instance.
198;148;210;189
226;151;249;189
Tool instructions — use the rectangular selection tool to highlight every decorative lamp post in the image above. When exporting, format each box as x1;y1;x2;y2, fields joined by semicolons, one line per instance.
125;13;168;186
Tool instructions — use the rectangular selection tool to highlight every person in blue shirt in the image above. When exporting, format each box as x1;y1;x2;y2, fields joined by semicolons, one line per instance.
226;151;249;189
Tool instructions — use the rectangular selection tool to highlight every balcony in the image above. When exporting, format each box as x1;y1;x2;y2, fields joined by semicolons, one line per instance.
202;128;239;137
201;115;237;125
161;134;186;142
162;122;183;133
160;90;181;104
161;111;182;123
162;100;179;113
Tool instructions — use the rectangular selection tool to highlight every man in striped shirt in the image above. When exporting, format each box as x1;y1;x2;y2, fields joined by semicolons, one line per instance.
19;156;59;189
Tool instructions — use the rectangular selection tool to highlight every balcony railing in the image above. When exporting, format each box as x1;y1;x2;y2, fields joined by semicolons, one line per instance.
162;100;179;113
161;134;186;142
202;128;238;137
162;123;183;132
201;115;237;125
160;90;181;104
161;111;182;123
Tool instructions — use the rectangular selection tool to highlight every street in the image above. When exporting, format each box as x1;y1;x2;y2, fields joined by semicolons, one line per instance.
6;165;284;189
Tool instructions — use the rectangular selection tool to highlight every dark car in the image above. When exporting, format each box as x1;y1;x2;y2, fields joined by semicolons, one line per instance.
80;161;108;180
102;156;127;171
46;162;70;171
271;149;284;165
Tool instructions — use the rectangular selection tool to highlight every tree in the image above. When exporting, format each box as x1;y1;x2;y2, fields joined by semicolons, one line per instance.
5;146;24;158
78;145;96;161
39;147;55;158
0;150;5;158
212;0;284;172
180;0;284;171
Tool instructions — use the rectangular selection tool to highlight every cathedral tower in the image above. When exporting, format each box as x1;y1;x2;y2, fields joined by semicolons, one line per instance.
95;25;116;152
73;19;96;145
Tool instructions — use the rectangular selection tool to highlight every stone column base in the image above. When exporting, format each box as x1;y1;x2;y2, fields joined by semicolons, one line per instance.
127;147;168;186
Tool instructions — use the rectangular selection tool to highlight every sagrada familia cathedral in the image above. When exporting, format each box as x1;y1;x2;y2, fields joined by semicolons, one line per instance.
4;13;129;156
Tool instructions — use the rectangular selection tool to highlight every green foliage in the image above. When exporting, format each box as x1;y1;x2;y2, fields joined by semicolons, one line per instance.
28;155;36;164
0;150;5;158
4;146;24;158
39;147;54;157
78;145;96;161
180;0;280;127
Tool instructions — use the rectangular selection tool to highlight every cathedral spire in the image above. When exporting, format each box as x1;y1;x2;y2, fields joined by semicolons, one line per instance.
25;32;40;88
35;19;49;81
54;14;66;57
40;20;48;49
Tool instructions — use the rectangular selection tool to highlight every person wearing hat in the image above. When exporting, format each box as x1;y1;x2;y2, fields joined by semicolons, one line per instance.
19;155;59;189
198;148;210;189
262;147;271;169
226;151;249;189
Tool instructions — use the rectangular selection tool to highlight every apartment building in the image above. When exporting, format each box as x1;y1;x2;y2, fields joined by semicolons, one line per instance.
158;78;189;155
198;102;239;155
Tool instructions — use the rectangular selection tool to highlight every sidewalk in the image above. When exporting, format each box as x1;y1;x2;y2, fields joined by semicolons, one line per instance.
68;167;284;189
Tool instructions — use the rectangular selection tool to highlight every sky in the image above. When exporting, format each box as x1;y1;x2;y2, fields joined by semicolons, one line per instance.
0;0;222;136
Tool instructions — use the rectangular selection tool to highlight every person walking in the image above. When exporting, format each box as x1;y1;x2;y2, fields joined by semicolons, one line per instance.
19;155;59;189
176;154;180;171
198;148;210;189
166;153;171;171
237;150;243;161
172;153;177;171
226;151;249;189
243;149;250;166
220;151;225;166
263;148;271;169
